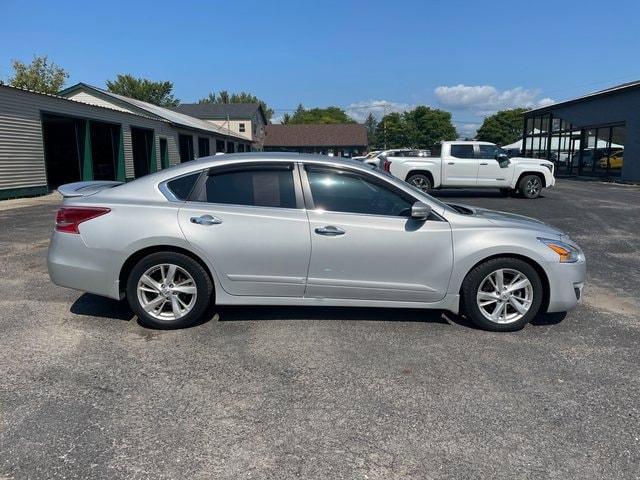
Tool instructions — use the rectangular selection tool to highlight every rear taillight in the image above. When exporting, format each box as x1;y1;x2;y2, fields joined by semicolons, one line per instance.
55;207;111;234
384;160;392;172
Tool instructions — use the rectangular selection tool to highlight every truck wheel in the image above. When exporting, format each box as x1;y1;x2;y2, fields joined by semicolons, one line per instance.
518;175;542;199
461;258;543;332
406;174;432;193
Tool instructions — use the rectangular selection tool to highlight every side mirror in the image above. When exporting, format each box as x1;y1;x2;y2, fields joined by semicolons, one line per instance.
495;153;511;168
411;201;432;220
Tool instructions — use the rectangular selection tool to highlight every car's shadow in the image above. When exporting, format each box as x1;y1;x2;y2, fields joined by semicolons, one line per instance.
215;305;457;326
71;293;135;321
70;293;566;330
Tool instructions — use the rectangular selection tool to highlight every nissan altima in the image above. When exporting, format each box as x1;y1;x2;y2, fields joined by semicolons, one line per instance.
48;153;586;331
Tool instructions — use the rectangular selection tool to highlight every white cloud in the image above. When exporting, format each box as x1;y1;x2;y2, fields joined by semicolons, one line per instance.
434;84;555;115
537;97;555;107
455;123;482;139
345;100;416;123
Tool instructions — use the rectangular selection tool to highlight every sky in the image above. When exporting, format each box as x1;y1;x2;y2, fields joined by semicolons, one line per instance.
2;0;640;137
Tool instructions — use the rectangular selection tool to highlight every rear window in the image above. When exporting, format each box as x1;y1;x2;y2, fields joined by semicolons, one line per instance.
204;169;297;209
450;145;475;158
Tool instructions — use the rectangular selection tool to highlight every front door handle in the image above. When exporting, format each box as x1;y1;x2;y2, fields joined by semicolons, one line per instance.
448;162;455;165
190;215;222;226
315;225;345;236
480;162;488;165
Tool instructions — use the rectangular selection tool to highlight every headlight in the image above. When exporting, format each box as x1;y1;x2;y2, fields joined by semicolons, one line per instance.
542;163;553;172
538;237;583;263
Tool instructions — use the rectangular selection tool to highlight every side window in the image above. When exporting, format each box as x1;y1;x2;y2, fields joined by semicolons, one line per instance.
166;172;201;200
478;144;502;159
306;167;413;217
204;168;297;208
450;145;475;159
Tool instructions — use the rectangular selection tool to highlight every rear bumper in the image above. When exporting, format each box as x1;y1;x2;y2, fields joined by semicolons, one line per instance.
544;260;586;312
47;231;123;299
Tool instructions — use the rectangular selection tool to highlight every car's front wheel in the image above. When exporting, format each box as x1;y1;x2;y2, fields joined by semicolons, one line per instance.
126;252;213;329
461;258;543;331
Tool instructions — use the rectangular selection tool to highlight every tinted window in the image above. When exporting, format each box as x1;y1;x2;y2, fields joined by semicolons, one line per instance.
478;144;507;159
167;172;201;200
307;168;412;217
205;169;296;208
450;145;475;158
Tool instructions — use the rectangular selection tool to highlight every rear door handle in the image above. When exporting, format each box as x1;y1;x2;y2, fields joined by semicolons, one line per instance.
190;215;222;226
315;226;345;236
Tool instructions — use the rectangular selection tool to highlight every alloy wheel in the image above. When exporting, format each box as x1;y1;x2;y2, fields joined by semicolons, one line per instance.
136;263;198;321
476;268;534;324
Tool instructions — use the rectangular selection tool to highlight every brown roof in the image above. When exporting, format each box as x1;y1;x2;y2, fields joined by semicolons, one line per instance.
264;124;368;147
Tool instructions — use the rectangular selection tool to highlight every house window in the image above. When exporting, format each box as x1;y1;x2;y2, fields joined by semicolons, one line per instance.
239;123;246;133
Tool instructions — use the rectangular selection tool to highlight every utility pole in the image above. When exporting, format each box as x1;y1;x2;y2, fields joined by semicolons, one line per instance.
383;103;388;149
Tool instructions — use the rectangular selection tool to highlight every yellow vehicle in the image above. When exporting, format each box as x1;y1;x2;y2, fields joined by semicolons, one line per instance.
598;150;623;169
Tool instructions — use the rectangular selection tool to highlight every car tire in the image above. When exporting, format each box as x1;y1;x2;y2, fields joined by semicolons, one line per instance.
518;174;542;199
126;252;213;329
461;258;543;332
406;174;432;193
499;188;516;197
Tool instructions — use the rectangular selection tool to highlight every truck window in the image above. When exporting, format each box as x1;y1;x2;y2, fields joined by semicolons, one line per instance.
478;144;506;159
450;145;474;159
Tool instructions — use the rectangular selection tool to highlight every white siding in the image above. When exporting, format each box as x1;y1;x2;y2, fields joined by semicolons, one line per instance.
0;89;47;190
66;91;136;114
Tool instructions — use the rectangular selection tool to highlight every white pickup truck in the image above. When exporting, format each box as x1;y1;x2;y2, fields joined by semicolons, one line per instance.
382;141;555;199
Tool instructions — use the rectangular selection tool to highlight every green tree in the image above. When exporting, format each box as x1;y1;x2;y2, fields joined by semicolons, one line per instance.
281;113;291;124
364;113;378;145
106;74;179;107
476;108;528;145
404;106;458;148
373;112;407;149
371;107;457;149
8;55;69;94
288;104;356;124
198;90;274;120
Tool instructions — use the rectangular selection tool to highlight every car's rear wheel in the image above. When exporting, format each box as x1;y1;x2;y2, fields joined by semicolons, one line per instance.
461;258;543;331
126;252;213;329
406;174;432;193
518;174;542;199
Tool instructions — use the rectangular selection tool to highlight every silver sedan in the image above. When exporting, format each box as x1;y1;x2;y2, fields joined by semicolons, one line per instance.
48;153;586;331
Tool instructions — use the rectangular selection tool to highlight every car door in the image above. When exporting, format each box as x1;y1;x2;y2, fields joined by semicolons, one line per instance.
475;144;514;187
442;144;478;186
177;162;311;297
301;164;453;302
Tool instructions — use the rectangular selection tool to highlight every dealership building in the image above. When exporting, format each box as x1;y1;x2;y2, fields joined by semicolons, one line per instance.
520;81;640;183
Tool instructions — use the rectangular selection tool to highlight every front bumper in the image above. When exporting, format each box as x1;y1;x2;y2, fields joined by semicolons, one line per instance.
544;260;586;312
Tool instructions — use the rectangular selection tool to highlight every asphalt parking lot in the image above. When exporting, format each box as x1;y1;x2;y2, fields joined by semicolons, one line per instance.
0;179;638;479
